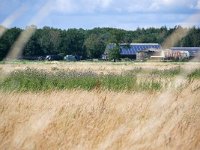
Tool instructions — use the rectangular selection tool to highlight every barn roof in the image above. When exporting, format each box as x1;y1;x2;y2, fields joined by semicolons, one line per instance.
120;43;161;55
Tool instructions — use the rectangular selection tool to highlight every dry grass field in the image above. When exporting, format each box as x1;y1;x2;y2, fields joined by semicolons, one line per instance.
1;61;199;74
0;62;200;150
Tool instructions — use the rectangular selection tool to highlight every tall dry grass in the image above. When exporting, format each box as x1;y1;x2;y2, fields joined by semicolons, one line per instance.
0;80;200;149
0;62;200;149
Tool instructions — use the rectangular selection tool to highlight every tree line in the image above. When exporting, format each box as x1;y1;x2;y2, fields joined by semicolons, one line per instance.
0;25;200;60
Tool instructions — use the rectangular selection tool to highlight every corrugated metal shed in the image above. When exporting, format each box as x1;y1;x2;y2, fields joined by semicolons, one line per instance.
171;47;200;57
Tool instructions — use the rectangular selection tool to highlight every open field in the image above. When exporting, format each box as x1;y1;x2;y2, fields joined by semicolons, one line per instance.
0;61;200;149
1;61;200;75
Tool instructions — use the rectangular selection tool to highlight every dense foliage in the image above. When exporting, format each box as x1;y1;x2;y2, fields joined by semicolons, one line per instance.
0;25;200;60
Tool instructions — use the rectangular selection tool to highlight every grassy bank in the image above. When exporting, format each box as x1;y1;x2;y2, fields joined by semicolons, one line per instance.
0;68;199;92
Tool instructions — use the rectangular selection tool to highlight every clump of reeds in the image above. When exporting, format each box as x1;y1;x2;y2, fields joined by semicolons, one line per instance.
0;67;199;92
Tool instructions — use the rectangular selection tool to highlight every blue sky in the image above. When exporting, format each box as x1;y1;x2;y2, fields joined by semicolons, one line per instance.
0;0;200;30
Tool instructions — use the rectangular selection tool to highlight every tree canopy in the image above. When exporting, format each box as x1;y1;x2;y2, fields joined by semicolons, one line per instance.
0;26;200;60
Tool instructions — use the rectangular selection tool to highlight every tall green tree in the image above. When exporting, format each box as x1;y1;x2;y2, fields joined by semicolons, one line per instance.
60;29;86;57
0;27;22;60
108;44;120;62
84;34;106;58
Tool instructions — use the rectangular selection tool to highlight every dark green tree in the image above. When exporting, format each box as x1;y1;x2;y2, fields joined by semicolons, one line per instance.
0;27;22;60
84;34;106;58
108;44;120;62
60;29;86;57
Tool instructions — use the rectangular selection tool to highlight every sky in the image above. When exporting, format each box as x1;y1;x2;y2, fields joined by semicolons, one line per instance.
0;0;200;30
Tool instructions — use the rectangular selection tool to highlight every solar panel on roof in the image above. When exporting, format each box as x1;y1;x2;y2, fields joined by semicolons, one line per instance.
119;43;161;55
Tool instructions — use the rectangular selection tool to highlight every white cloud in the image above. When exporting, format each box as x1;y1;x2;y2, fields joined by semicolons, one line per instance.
156;0;199;8
79;0;113;12
51;0;78;13
97;0;113;8
50;0;113;13
48;0;200;14
128;0;199;12
161;0;174;5
197;0;200;8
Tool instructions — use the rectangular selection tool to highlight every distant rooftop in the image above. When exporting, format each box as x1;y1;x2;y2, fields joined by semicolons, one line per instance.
120;43;161;55
105;43;162;56
121;43;160;46
171;47;200;49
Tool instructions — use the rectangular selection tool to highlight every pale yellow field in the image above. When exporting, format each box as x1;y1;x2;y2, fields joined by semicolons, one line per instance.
0;62;200;150
1;61;199;74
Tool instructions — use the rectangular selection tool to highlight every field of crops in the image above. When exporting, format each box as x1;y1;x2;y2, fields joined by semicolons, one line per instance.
0;61;200;149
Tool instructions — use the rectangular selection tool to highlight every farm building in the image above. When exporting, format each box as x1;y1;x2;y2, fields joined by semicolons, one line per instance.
137;49;190;61
103;43;162;60
162;49;190;60
171;47;200;59
136;48;162;61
